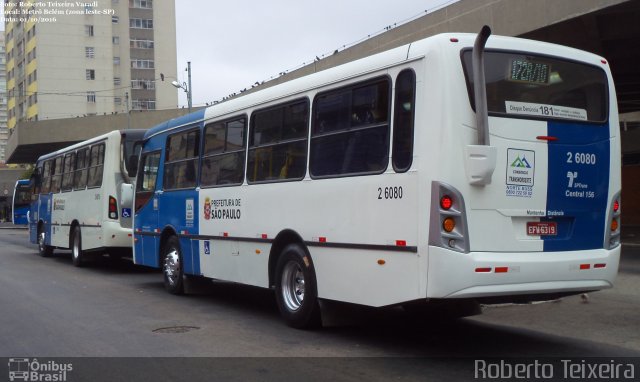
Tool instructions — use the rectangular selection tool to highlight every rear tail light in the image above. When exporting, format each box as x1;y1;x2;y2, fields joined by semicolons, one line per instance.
440;195;453;210
429;182;469;253
605;192;621;249
109;195;118;220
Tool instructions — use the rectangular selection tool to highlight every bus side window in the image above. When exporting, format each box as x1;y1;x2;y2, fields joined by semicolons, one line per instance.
41;160;52;194
201;117;246;187
248;100;308;183
50;156;63;193
311;77;390;178
74;147;89;190
392;69;416;172
135;151;160;212
164;129;199;190
87;144;105;188
137;152;161;192
61;153;75;192
33;165;43;196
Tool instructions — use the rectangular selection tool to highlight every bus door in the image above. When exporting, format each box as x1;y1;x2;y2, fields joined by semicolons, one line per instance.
159;129;201;275
134;151;161;267
461;50;613;252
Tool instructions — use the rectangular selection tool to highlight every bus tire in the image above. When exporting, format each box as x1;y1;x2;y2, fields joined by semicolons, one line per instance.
274;244;322;329
37;224;53;257
71;226;85;267
162;236;184;295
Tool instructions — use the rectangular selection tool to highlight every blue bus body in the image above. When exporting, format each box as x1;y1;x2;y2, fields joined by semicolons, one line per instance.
12;179;30;225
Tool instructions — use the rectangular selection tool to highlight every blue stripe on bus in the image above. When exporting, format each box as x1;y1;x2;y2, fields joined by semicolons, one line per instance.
144;109;207;140
544;121;610;251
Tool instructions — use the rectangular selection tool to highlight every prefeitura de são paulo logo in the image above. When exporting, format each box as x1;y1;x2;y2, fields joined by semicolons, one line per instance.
8;358;73;382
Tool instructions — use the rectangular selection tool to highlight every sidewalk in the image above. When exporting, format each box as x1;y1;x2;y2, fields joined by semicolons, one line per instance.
0;221;27;230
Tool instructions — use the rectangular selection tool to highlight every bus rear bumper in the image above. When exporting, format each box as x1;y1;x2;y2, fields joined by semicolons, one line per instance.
101;221;134;248
426;245;620;300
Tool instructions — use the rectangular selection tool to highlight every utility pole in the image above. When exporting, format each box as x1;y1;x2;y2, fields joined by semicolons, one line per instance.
187;61;192;112
171;62;193;113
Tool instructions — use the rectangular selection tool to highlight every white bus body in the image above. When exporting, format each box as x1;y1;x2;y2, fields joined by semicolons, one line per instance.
31;129;144;265
134;30;621;327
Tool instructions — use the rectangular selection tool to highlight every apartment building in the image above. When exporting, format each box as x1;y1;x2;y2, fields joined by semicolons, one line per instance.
0;33;7;162
4;0;178;129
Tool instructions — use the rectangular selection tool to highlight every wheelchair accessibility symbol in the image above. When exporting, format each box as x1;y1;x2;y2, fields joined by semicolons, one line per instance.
122;208;132;218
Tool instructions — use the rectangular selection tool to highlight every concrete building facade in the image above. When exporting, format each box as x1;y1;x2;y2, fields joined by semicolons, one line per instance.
4;0;178;129
0;33;8;163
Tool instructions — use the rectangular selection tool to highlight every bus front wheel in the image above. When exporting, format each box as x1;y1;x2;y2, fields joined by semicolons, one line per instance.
274;244;321;329
37;225;53;257
162;236;184;295
71;226;85;267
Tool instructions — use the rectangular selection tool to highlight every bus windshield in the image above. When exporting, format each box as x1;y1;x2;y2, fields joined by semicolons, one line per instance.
14;183;31;207
462;50;609;122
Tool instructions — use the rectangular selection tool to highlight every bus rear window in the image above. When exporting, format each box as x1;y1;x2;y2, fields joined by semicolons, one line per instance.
462;50;608;123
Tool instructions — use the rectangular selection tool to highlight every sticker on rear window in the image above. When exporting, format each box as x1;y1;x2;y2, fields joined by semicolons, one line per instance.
506;148;534;198
505;101;587;121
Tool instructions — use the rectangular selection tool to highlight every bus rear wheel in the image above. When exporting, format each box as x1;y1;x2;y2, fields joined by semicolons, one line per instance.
71;226;85;267
275;244;321;329
37;225;53;257
162;236;184;295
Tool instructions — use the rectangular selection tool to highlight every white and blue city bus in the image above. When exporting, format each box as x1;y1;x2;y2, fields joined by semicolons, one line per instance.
12;179;31;225
133;27;621;328
30;129;145;266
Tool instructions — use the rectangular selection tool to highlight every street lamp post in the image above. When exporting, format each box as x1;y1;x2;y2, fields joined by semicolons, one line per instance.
172;61;193;113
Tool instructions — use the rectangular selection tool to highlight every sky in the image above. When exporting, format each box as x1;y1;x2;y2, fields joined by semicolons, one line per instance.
174;0;458;107
0;0;459;109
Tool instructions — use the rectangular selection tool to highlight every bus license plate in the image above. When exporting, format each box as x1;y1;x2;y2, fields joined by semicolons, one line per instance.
527;222;557;236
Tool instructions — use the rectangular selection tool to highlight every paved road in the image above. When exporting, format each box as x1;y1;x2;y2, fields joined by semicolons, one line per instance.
0;228;639;381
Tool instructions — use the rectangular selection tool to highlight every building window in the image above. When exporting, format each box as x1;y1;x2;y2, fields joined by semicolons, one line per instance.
112;36;120;45
85;25;94;36
27;70;37;85
26;25;36;40
129;18;153;29
114;77;121;85
132;99;156;110
131;79;155;89
86;69;95;80
85;47;95;58
113;57;120;65
130;59;154;69
129;0;152;8
130;39;154;49
27;48;36;63
112;16;119;23
87;92;96;103
114;97;122;105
